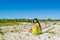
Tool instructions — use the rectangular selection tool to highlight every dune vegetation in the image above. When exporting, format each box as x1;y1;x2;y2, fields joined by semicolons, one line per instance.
0;19;60;26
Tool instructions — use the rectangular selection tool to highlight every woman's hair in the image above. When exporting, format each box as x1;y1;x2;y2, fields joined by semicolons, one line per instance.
33;18;39;24
33;18;40;26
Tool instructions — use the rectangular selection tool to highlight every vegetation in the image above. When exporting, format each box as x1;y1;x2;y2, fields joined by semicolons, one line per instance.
0;18;60;23
0;19;32;26
45;27;56;34
0;18;60;26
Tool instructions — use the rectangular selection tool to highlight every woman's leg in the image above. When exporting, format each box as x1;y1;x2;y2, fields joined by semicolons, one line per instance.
28;28;32;32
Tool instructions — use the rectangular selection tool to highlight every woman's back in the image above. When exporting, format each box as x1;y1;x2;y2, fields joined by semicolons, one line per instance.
32;23;41;35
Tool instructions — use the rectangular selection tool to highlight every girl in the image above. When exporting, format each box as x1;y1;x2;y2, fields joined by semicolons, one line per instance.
29;18;42;35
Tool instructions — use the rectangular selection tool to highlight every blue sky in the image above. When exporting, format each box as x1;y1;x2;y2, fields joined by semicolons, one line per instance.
0;0;60;19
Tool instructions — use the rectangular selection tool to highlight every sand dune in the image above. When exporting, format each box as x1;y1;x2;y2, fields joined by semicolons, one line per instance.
0;22;60;40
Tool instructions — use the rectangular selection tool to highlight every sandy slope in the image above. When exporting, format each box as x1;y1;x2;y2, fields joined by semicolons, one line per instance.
0;22;60;40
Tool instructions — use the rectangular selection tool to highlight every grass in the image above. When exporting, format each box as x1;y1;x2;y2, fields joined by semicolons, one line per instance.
45;27;56;34
46;31;56;34
0;28;5;40
0;22;20;26
0;19;60;26
0;22;28;26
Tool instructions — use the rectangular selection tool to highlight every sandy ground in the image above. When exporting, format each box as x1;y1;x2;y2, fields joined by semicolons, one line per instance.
0;22;60;40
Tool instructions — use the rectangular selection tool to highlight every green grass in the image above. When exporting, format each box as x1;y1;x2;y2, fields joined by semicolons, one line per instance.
45;27;56;34
0;22;24;26
46;31;56;34
0;19;60;26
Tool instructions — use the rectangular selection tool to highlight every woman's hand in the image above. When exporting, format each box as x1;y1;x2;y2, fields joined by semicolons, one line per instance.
28;27;32;32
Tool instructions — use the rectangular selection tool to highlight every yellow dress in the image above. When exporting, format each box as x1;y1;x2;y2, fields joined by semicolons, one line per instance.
32;23;41;34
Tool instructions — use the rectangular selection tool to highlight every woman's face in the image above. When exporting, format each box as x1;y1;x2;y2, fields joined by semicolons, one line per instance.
34;20;37;23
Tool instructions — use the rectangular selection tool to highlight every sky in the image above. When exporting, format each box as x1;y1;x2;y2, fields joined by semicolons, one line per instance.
0;0;60;19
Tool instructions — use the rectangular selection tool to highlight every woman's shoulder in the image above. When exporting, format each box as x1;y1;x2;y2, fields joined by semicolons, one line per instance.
36;23;39;25
35;23;39;26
